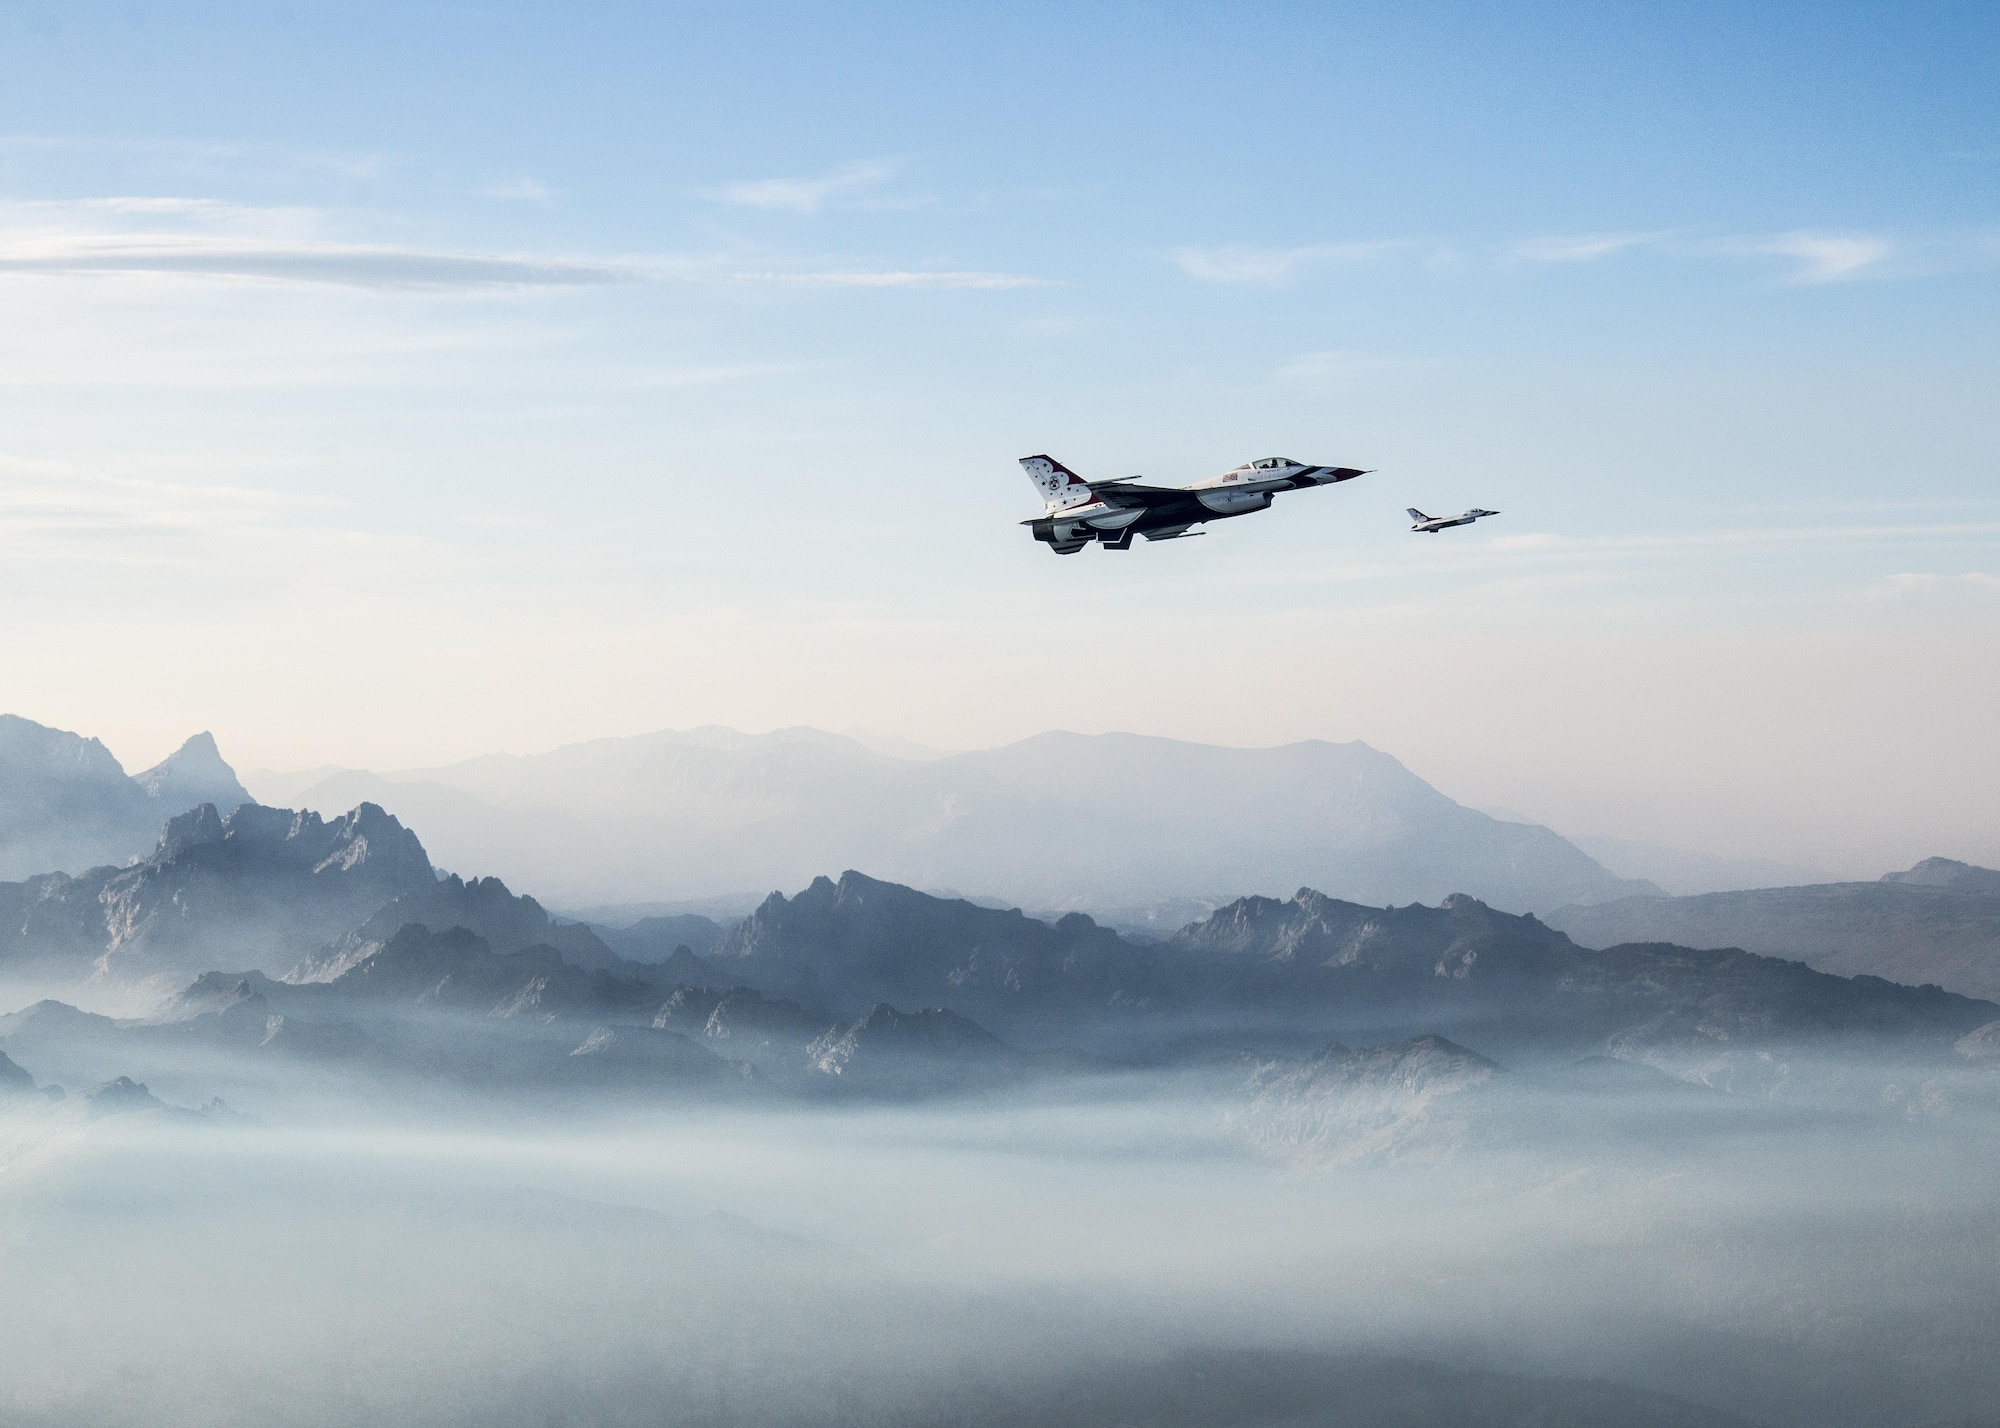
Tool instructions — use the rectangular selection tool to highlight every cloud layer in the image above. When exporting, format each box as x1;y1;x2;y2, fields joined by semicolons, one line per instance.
717;160;900;214
0;235;633;289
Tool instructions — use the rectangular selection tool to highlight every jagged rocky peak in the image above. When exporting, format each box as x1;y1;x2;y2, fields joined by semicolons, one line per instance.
83;1076;165;1119
806;1003;1021;1091
0;715;156;879
0;714;132;784
287;870;623;984
161;970;284;1022
0;716;265;880
1882;857;2000;895
706;869;1154;1037
652;983;726;1030
0;799;445;989
1170;887;1570;976
146;800;434;883
133;731;251;814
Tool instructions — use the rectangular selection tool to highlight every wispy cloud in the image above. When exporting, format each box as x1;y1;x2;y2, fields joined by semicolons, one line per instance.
1723;230;1896;284
1872;570;2000;596
1170;240;1418;284
1190;226;1955;287
729;269;1051;290
0;235;633;289
1512;231;1658;263
0;197;1054;297
717;160;899;214
0;198;631;290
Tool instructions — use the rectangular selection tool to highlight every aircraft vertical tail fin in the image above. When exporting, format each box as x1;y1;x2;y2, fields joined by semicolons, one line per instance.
1406;508;1430;522
1020;455;1095;512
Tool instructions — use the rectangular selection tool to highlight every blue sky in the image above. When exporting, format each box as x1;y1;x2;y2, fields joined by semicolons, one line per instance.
0;1;1996;871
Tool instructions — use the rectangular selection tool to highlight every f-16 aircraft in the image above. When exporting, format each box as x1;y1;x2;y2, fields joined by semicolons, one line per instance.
1407;506;1500;533
1018;454;1367;553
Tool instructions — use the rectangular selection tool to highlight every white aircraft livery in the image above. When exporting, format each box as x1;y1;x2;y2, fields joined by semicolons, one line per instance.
1018;454;1367;553
1407;506;1501;533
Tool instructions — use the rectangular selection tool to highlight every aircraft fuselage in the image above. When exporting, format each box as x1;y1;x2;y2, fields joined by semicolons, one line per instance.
1020;455;1366;553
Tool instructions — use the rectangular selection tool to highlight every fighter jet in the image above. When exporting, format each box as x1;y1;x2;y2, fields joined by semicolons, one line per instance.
1407;506;1500;533
1018;454;1367;553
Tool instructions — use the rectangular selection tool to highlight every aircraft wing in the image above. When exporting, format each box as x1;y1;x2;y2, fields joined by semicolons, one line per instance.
1083;481;1195;509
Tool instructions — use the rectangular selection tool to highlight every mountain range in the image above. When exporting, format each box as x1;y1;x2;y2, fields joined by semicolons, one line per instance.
1547;857;2000;1001
249;724;1657;915
706;872;1997;1081
0;716;249;879
1;777;1993;1128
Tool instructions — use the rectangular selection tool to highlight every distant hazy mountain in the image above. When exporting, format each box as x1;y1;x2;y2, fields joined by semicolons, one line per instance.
254;726;1652;915
0;716;251;879
594;913;729;961
1546;858;2000;1001
1883;856;2000;895
129;731;250;817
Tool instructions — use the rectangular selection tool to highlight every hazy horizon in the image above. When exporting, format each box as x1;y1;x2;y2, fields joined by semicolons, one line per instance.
30;714;1976;885
3;3;1996;878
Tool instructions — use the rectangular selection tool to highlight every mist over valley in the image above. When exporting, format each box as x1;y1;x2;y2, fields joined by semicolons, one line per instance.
4;714;1998;1426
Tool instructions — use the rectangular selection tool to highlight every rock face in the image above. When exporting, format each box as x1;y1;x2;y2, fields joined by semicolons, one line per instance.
0;716;156;879
0;801;439;989
805;1003;1022;1095
268;726;1652;914
654;984;830;1068
1167;888;1997;1064
639;874;2000;1070
1237;1035;1502;1164
704;871;1164;1045
649;983;1020;1094
558;1025;734;1092
285;924;651;1020
287;873;628;982
0;716;252;879
82;1075;164;1119
1958;1020;2000;1063
1546;858;2000;1001
130;733;252;821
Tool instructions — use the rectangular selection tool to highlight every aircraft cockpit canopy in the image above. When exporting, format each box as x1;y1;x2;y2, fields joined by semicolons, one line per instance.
1249;457;1296;470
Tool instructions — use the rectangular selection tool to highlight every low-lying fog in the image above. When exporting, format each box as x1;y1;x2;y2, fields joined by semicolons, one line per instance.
4;1071;1997;1428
